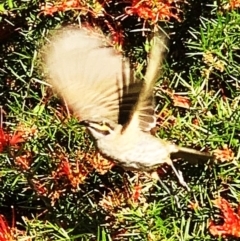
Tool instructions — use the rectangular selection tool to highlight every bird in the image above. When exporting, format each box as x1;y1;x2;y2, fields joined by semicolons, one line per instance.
42;25;214;188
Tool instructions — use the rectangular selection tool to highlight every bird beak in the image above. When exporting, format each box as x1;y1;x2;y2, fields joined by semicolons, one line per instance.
79;120;90;126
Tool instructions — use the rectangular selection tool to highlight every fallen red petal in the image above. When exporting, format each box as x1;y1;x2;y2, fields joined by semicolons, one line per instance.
209;198;240;237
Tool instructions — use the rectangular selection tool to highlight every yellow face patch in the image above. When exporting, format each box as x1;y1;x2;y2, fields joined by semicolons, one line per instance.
89;121;112;132
98;121;111;131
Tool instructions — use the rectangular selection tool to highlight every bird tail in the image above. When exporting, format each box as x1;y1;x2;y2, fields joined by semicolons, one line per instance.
171;146;214;163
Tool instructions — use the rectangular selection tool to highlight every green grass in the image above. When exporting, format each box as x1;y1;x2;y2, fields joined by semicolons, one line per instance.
0;0;240;240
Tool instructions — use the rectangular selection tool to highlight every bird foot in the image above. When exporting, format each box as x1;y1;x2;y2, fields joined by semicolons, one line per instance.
170;163;190;191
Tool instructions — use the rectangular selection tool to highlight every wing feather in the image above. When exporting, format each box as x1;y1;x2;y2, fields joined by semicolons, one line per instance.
42;26;140;123
125;28;168;132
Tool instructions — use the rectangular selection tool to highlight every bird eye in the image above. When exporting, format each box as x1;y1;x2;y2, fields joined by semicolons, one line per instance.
100;121;105;126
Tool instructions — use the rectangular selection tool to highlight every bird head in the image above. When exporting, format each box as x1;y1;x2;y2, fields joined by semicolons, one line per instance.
80;119;118;140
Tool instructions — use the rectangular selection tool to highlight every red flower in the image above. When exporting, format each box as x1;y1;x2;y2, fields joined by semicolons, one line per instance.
132;185;142;202
172;94;191;109
230;0;240;9
0;127;25;153
39;0;106;18
0;215;13;241
125;0;181;23
40;0;81;16
209;198;240;237
0;128;9;152
213;145;234;163
9;132;25;146
54;158;90;188
14;152;32;170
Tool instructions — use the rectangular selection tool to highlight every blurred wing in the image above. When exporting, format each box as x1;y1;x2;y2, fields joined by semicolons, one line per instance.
42;26;140;123
126;28;168;132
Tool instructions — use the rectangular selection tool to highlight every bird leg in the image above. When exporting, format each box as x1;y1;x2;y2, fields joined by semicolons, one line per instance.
170;162;190;191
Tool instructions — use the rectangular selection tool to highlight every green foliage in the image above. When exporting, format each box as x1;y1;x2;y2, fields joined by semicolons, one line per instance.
0;0;239;240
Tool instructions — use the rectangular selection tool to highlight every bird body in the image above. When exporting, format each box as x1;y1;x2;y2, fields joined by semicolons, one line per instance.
85;121;177;171
42;25;213;186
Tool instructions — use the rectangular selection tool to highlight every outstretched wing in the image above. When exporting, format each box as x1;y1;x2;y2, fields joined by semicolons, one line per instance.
42;26;141;124
124;28;168;132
